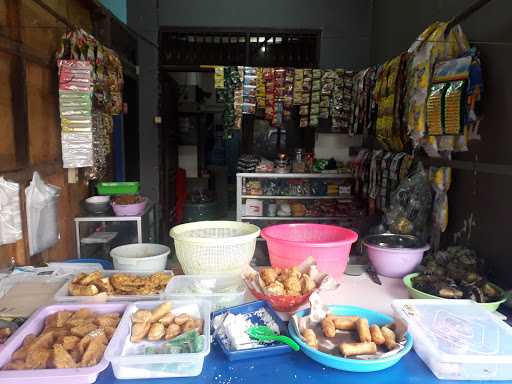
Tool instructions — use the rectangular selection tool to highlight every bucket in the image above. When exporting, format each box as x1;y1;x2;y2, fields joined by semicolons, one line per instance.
261;223;358;280
110;243;170;272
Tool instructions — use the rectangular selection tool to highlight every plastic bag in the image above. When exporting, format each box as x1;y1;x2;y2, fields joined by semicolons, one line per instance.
385;163;432;239
0;178;22;245
25;172;61;256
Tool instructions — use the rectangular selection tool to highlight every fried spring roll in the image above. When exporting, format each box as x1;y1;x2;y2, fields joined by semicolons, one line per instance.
381;326;397;350
339;341;377;357
369;324;385;345
327;315;359;330
321;318;336;338
302;328;318;349
356;318;371;343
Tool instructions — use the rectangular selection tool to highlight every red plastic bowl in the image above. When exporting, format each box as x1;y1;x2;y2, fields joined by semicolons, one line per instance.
261;223;358;281
248;287;313;312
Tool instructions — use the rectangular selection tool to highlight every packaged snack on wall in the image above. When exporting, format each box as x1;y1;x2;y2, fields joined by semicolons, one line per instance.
426;83;447;135
444;80;466;135
214;66;225;89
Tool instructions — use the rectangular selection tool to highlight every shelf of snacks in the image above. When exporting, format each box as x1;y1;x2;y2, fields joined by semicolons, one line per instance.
237;172;352;179
241;195;352;201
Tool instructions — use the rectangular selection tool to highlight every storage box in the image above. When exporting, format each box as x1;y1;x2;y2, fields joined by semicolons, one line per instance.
0;302;127;384
164;275;245;311
104;300;211;379
392;299;512;380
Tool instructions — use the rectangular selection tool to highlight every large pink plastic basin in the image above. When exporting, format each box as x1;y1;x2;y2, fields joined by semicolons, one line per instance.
0;302;127;384
261;224;358;280
366;243;430;278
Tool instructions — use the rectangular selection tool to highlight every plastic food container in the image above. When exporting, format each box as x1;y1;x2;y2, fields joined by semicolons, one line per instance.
393;299;512;380
261;224;358;280
170;221;260;276
104;300;211;379
289;305;413;372
402;273;507;312
212;300;293;361
54;270;174;303
96;182;140;196
164;275;245;311
110;243;170;272
112;198;146;216
0;302;127;384
363;234;429;278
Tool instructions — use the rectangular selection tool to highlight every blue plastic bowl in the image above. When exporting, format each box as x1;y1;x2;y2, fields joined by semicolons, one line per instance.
288;305;413;372
64;258;114;270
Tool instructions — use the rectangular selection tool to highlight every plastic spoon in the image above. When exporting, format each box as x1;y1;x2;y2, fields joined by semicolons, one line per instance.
246;326;300;351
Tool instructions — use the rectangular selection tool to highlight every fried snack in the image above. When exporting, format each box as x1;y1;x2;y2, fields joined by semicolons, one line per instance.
132;310;152;324
103;312;120;319
25;348;50;369
71;273;88;284
174;313;191;326
288;266;302;280
11;335;36;361
356;318;371;343
322;318;336;338
130;322;151;343
165;324;181;340
71;323;98;338
79;338;107;368
150;302;172;322
327;315;358;330
101;326;116;339
41;327;69;339
70;308;94;320
27;331;55;353
93;277;114;294
181;320;196;333
381;326;397;350
79;271;103;286
300;274;316;294
266;281;285;296
66;318;94;328
147;323;165;341
158;313;174;325
370;324;385;345
260;267;279;285
69;283;99;297
53;344;77;369
95;315;120;328
3;360;26;370
148;272;172;288
283;276;301;295
302;328;318;349
193;319;204;334
339;341;377;357
59;335;81;351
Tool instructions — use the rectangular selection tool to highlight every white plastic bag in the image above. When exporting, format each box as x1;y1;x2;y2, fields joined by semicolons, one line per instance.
25;172;61;256
0;177;22;245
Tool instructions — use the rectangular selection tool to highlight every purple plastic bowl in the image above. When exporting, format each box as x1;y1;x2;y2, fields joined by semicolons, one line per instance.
112;198;146;216
365;244;430;278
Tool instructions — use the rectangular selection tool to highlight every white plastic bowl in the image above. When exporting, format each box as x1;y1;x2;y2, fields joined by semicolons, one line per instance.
110;243;170;272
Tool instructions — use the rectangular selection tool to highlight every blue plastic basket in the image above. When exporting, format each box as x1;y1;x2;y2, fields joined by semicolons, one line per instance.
64;258;114;270
212;300;294;361
288;305;413;372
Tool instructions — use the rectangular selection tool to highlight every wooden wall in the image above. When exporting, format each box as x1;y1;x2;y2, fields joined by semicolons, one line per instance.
0;0;94;267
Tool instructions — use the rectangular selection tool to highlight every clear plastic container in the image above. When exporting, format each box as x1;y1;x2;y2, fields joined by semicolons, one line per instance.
54;270;174;303
392;299;512;380
104;300;211;379
0;302;127;384
164;275;245;311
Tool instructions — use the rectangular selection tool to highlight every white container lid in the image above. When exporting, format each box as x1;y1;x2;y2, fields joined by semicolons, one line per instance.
392;299;512;364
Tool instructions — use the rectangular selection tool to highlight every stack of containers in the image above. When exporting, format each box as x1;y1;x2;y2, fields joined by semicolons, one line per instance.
58;60;93;168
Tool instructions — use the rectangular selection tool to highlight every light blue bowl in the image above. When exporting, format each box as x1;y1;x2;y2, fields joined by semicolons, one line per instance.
288;305;413;372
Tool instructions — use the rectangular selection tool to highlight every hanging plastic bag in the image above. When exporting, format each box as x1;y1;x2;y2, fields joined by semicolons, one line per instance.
0;178;22;245
25;172;61;256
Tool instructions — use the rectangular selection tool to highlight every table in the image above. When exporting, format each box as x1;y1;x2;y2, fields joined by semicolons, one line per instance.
95;274;512;384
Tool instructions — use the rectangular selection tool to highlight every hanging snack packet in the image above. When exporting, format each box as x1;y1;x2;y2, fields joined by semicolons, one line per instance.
444;80;466;135
256;67;266;109
426;83;447;135
214;66;225;89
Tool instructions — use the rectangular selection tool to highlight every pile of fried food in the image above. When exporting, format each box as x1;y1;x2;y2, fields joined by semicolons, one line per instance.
131;302;203;343
113;195;144;205
68;271;171;297
3;308;120;370
258;266;317;296
301;315;399;358
0;328;13;345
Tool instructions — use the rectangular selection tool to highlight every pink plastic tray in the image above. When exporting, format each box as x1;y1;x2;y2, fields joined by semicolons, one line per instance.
0;302;127;384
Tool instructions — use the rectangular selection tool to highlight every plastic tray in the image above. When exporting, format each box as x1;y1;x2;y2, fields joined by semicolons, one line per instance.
164;274;245;311
54;270;174;303
393;299;512;380
289;305;413;372
105;299;211;379
0;302;127;384
212;300;293;361
96;182;140;196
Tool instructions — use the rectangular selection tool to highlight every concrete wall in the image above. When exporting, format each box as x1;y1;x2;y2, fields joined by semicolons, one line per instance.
371;0;512;287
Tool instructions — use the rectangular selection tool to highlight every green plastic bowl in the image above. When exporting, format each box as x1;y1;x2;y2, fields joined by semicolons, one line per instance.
403;273;507;312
